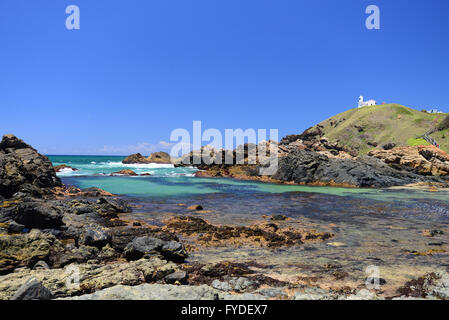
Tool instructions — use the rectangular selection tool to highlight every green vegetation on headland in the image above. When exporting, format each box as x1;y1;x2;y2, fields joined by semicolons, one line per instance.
318;104;449;155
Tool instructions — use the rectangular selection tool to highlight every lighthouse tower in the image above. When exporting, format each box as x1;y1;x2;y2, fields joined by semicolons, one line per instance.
358;96;376;108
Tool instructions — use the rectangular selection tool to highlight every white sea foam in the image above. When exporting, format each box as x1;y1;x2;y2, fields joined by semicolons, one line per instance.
102;162;174;169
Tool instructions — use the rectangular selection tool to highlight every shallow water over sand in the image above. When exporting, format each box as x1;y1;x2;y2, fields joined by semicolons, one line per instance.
131;192;449;296
61;173;449;297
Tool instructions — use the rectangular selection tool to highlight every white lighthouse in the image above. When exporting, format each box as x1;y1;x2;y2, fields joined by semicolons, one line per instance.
358;96;376;108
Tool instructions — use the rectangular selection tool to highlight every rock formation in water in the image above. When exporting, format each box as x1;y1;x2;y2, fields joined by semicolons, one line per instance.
53;165;78;173
122;152;171;164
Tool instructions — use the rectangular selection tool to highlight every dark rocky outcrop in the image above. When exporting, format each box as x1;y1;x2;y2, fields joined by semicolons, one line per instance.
0;134;61;198
272;149;445;188
12;200;64;229
79;225;112;249
124;236;187;263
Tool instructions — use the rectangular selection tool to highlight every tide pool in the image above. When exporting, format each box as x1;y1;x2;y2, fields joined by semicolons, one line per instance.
50;155;449;202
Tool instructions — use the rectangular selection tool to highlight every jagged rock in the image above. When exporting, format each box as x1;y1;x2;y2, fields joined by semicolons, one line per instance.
124;236;164;260
33;261;50;270
122;153;150;164
161;240;187;263
147;152;171;164
368;146;449;176
11;200;64;229
79;225;112;249
124;236;187;263
0;229;61;273
0;257;181;299
0;134;61;198
122;152;172;164
7;220;25;233
98;244;117;260
10;278;53;300
95;197;132;217
164;271;187;284
397;270;449;299
273;149;446;188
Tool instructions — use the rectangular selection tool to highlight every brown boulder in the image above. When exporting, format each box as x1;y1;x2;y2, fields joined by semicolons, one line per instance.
122;153;149;164
111;170;138;176
368;146;449;176
122;152;171;164
147;152;171;164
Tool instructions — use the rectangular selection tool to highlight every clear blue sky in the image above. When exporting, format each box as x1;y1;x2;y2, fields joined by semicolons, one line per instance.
1;0;448;155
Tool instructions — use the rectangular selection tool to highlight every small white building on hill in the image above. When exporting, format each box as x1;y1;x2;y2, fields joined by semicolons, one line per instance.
427;109;444;114
358;96;376;108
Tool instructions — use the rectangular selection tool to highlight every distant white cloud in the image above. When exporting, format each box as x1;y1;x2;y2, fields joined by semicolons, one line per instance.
158;140;174;148
97;141;174;155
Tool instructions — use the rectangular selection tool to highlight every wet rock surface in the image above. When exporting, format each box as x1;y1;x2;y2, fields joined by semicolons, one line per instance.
164;216;333;248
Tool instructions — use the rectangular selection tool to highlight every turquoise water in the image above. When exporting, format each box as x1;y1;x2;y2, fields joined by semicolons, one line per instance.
50;156;449;295
48;155;196;177
49;155;449;202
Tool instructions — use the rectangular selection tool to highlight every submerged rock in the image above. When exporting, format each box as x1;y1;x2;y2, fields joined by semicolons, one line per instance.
187;204;203;211
164;216;332;248
111;170;138;176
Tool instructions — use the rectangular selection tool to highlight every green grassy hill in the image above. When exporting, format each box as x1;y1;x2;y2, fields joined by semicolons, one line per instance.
317;104;449;155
